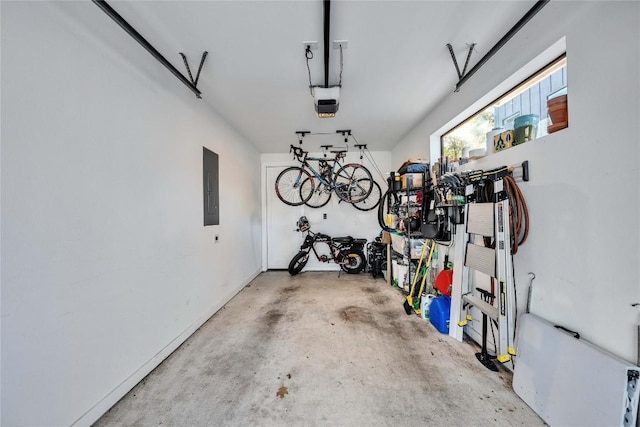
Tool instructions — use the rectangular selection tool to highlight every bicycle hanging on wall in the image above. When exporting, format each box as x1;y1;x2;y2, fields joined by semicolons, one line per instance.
274;131;383;210
275;144;373;206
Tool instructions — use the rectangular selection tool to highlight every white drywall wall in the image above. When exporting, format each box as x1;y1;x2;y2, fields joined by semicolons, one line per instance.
393;1;640;363
1;2;262;426
261;150;392;271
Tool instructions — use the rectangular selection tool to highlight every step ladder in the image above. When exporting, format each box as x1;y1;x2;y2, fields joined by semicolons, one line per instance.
458;168;516;365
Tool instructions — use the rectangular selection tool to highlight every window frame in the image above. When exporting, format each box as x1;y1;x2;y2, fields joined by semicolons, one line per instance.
440;53;567;160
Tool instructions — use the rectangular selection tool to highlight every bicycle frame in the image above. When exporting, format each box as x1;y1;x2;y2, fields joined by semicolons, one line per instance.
300;230;337;263
281;144;373;205
300;154;345;188
275;141;381;209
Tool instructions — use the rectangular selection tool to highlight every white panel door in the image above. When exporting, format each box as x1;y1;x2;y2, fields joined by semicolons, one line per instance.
266;166;304;269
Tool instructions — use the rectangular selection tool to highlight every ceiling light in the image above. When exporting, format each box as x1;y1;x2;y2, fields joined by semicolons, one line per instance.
314;86;340;118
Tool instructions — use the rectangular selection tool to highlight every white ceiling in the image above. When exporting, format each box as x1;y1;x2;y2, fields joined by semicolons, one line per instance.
99;1;536;153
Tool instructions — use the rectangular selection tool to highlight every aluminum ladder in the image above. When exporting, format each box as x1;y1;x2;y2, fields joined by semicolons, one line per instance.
458;169;516;364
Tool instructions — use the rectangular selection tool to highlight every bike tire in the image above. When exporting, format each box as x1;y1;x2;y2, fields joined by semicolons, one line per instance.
378;181;400;230
352;180;382;211
339;250;366;274
275;167;313;206
301;177;332;208
333;164;373;203
288;251;309;275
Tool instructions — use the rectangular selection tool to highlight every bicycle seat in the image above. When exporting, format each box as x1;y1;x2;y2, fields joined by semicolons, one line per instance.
330;150;347;154
332;236;354;244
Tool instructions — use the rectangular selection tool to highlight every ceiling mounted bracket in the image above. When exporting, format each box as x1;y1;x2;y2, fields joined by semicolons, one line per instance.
295;131;310;145
92;0;202;99
336;129;351;143
447;43;476;81
354;143;367;160
450;0;550;92
179;52;208;98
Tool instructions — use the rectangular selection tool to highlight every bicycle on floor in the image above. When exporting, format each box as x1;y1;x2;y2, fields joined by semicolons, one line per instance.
275;145;374;208
288;216;367;275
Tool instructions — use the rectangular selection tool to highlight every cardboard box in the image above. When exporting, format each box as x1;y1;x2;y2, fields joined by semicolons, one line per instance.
401;173;423;190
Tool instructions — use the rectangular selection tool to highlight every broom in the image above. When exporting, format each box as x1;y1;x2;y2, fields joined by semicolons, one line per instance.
403;241;435;315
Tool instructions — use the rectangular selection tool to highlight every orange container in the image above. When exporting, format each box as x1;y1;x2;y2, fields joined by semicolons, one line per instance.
547;95;568;133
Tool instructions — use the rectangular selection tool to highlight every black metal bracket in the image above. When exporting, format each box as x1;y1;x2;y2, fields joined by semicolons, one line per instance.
179;52;208;98
450;0;549;92
295;131;310;145
92;0;202;99
510;160;530;182
336;129;351;143
447;43;476;81
554;325;580;340
354;144;367;160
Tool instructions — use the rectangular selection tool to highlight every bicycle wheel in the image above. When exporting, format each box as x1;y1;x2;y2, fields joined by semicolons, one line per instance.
339;250;366;274
333;163;373;203
378;181;400;230
288;251;309;275
275;167;313;206
300;177;332;208
352;180;382;211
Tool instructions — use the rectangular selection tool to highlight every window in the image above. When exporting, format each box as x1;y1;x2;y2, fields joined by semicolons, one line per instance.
442;55;567;161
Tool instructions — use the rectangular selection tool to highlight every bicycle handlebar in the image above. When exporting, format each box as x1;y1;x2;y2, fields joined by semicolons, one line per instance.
289;144;346;163
290;144;307;161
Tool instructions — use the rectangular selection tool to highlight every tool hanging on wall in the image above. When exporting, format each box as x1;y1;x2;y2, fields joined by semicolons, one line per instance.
404;241;435;316
526;272;536;313
475;287;499;371
456;164;530;369
420;170;466;244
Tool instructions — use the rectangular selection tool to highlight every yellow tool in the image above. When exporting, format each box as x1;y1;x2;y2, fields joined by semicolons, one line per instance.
404;241;435;315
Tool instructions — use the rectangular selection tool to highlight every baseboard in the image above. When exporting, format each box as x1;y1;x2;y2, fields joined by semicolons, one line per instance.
71;268;261;427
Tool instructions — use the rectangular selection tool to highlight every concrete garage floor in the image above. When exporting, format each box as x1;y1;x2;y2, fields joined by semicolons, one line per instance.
95;271;544;426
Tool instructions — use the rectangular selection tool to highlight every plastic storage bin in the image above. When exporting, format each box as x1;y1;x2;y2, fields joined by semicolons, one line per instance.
420;294;436;320
429;295;451;334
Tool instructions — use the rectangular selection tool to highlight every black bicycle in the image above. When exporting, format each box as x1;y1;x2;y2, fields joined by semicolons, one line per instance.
288;216;367;275
275;145;374;207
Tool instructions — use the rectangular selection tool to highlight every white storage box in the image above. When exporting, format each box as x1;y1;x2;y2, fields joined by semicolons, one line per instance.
410;239;426;259
390;233;406;254
392;260;409;289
